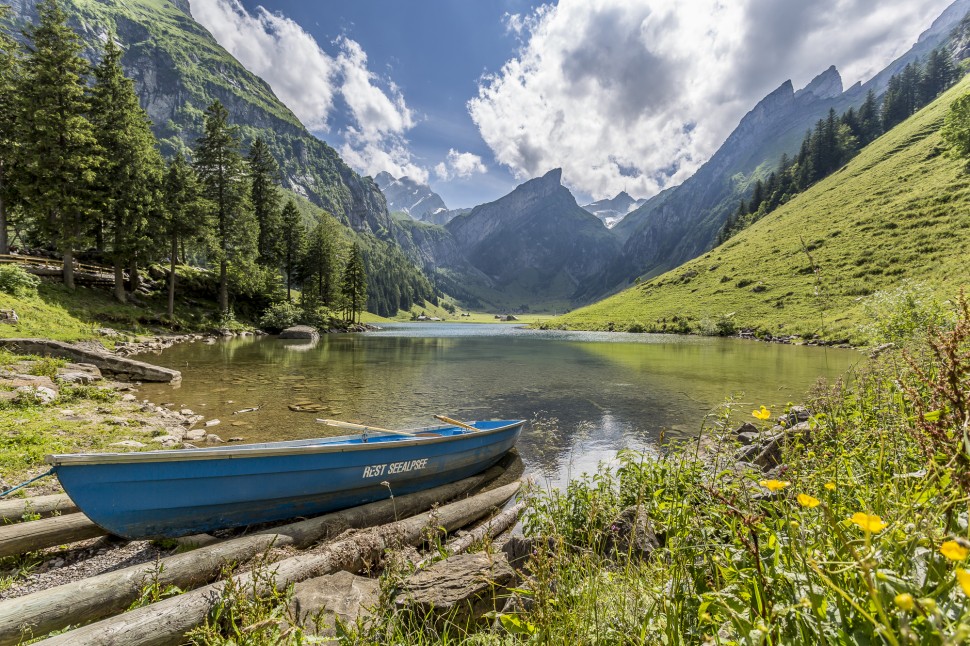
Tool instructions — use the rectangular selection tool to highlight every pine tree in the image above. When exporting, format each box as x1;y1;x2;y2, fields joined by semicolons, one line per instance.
0;6;18;254
90;35;164;302
194;100;255;314
857;89;881;145
301;219;338;308
279;198;304;300
341;241;367;324
247;137;282;267
17;0;101;289
162;153;208;317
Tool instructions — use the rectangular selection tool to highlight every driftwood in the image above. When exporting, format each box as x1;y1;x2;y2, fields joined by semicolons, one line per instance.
415;500;526;570
37;480;523;646
446;500;526;556
1;465;507;646
0;494;77;522
0;512;105;559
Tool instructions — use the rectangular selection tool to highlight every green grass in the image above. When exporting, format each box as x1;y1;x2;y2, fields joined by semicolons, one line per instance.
550;75;970;343
0;281;225;343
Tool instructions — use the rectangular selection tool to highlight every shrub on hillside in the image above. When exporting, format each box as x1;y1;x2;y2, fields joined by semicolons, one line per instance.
0;264;40;297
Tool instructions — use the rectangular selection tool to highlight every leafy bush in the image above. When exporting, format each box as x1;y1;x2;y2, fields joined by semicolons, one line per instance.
28;357;67;379
0;264;40;297
258;301;301;333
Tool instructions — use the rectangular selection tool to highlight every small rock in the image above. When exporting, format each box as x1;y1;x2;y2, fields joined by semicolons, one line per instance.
734;421;759;437
151;434;179;445
204;419;221;427
179;408;194;416
121;394;137;402
289;571;380;637
228;437;245;442
108;440;145;449
184;428;206;441
52;558;64;568
205;434;225;444
15;385;57;405
58;372;94;385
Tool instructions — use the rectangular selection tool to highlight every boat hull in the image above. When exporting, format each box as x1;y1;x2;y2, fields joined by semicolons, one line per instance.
49;420;524;539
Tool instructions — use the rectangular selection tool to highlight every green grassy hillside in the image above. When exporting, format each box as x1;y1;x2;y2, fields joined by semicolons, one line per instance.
550;75;970;343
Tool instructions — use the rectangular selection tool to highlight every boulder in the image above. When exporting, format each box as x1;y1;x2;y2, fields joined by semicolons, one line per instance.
604;506;659;562
279;325;320;341
397;552;515;630
288;571;380;637
0;309;18;324
0;339;180;383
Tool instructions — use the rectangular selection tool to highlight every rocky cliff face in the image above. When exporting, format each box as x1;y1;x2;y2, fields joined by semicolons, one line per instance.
375;172;449;222
7;0;393;236
445;169;621;304
581;191;646;228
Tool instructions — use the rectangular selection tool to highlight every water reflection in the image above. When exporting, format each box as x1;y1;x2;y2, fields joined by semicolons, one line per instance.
140;324;860;484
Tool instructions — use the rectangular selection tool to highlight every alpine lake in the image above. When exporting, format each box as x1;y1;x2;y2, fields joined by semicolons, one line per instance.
139;323;860;484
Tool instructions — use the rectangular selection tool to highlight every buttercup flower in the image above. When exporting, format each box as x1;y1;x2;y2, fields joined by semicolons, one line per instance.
824;482;836;491
941;540;970;561
759;479;791;492
957;568;970;597
894;593;915;611
797;494;820;508
752;406;772;420
850;512;887;533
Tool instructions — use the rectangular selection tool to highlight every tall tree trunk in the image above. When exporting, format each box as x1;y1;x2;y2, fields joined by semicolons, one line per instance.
128;259;140;293
0;170;7;255
285;247;291;301
167;236;177;319
62;249;75;291
113;262;125;303
219;259;228;314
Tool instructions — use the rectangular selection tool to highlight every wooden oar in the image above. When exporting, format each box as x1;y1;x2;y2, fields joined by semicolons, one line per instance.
316;419;418;438
434;414;480;432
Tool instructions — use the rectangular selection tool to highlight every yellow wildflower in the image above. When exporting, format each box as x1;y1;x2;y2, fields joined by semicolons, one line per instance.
957;568;970;597
850;512;887;533
752;406;772;420
824;482;836;491
942;540;970;561
759;479;791;492
894;593;915;611
797;494;820;508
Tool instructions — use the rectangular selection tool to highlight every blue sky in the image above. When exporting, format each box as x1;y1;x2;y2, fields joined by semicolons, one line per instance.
192;0;954;209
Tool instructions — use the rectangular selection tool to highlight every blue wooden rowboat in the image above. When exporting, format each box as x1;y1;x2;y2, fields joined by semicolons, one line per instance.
45;419;524;539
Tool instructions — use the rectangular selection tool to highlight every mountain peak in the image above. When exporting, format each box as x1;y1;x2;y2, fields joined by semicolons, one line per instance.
795;65;843;101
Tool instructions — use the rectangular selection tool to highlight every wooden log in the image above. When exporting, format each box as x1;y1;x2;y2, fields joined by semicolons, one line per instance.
1;465;507;646
0;512;105;559
414;500;526;570
445;500;526;557
0;494;77;523
37;480;523;646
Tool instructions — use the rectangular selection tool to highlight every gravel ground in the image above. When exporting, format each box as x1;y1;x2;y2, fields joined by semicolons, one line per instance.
0;535;172;600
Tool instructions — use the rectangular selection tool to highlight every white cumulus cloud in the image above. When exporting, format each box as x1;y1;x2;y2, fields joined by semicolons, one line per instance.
434;149;488;181
469;0;953;200
190;0;425;181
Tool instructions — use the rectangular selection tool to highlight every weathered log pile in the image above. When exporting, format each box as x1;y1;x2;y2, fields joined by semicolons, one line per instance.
0;458;529;645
